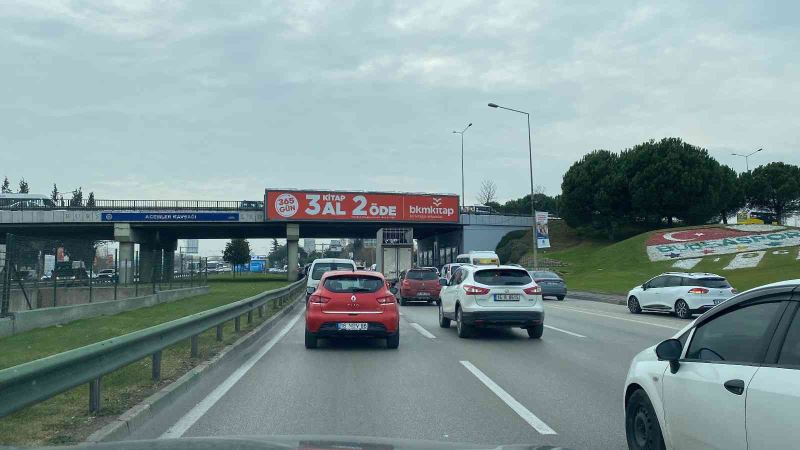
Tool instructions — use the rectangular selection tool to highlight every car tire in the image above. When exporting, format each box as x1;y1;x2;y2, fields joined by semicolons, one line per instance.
628;296;642;314
438;303;451;328
435;299;441;306
625;389;666;450
456;307;471;338
304;329;317;349
557;295;565;301
675;299;691;319
427;300;433;305
386;330;400;349
527;323;544;339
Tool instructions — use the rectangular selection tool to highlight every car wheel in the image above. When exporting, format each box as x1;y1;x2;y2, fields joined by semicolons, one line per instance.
386;329;400;349
527;323;544;339
456;307;471;338
675;299;691;319
438;303;451;328
557;295;565;301
625;389;666;450
435;299;441;306
628;296;642;314
427;300;433;305
304;329;317;349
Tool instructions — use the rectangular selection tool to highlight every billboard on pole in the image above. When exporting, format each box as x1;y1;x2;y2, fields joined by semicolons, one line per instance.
536;211;551;249
265;190;459;223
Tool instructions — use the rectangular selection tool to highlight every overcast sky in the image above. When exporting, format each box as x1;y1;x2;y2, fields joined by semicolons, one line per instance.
2;1;798;255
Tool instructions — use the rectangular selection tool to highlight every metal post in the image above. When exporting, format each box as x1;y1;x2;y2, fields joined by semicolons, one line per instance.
152;350;162;381
235;316;241;332
180;253;184;288
113;249;119;300
89;377;101;413
258;305;263;318
216;324;223;341
461;131;465;206
247;310;253;325
88;258;93;303
152;250;157;295
52;249;57;307
1;234;11;317
190;335;199;358
526;113;538;269
134;251;139;297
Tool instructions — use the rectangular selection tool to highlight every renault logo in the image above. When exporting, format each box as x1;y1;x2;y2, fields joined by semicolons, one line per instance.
351;295;357;302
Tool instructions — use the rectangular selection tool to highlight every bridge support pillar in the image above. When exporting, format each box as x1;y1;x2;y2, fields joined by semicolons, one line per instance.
287;223;299;281
161;239;177;281
139;243;157;283
118;242;135;284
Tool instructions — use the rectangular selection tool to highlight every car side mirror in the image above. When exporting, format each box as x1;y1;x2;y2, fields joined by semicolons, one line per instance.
642;284;648;290
655;338;683;374
439;278;448;286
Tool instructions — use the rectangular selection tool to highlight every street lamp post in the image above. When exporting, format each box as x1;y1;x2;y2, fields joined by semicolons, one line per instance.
452;123;472;208
731;148;763;172
488;102;537;269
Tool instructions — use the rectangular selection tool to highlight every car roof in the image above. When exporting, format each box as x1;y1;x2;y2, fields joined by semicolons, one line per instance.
312;258;355;264
322;270;384;279
658;272;726;279
464;264;529;272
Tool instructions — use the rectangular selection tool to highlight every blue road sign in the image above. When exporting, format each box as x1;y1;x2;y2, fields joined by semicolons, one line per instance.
101;212;239;222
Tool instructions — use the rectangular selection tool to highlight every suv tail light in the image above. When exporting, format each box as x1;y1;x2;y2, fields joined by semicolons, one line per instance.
309;294;330;304
464;285;490;295
524;286;542;295
377;296;395;304
688;288;709;295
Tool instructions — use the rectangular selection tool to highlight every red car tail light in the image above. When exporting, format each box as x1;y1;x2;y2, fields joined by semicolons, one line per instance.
309;294;330;304
377;296;395;304
524;285;542;295
688;288;709;295
463;285;490;295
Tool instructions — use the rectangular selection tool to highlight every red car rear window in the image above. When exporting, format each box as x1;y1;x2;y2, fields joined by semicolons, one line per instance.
406;270;438;281
323;275;384;293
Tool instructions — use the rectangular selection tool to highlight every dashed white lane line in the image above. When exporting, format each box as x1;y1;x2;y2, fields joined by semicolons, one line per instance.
460;360;557;435
547;304;682;330
160;309;303;439
410;322;436;339
544;325;586;338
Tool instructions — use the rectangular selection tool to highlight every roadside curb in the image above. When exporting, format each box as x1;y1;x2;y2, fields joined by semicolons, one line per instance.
567;290;627;306
85;294;302;443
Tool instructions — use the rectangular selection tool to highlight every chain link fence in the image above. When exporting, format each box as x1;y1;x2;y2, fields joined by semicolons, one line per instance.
0;234;207;316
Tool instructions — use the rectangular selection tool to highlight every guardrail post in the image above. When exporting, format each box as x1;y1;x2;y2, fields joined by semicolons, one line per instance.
152;350;162;381
88;260;93;303
234;316;241;332
258;305;264;318
89;377;101;413
247;310;253;325
113;249;119;300
216;324;223;341
190;335;199;358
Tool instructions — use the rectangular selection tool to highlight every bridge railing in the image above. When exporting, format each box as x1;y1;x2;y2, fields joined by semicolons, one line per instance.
0;199;264;211
0;277;306;417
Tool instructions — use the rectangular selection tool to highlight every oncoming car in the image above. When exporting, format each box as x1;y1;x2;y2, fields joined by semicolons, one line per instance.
438;265;544;339
627;272;737;319
305;271;399;349
624;279;800;450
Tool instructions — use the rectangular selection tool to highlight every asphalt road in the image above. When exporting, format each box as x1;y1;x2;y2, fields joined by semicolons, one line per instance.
126;297;690;450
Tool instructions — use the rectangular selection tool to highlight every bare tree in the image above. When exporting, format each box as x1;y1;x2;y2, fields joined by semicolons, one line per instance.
476;179;498;205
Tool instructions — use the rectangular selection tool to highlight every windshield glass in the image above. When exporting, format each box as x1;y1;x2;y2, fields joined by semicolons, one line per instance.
406;270;438;280
530;271;560;279
695;277;732;288
323;275;384;293
474;269;532;286
311;263;354;280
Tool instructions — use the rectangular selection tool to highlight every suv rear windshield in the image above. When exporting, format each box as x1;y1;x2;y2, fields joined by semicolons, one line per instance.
311;263;354;280
692;277;731;288
323;275;384;293
474;269;532;286
406;270;438;280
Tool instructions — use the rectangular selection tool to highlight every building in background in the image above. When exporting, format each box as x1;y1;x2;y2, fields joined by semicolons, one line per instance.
180;239;199;254
303;238;316;254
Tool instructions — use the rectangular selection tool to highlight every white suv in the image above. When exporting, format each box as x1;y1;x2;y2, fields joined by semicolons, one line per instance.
438;265;544;338
627;272;737;319
624;279;800;450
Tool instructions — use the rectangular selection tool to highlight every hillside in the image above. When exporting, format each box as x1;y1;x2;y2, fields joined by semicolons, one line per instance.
511;224;800;295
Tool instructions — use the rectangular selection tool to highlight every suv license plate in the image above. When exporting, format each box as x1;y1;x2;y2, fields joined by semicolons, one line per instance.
495;294;520;301
338;323;368;331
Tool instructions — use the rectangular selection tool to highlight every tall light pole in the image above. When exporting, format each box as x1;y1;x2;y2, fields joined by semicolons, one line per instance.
731;148;763;172
488;102;537;269
452;123;472;207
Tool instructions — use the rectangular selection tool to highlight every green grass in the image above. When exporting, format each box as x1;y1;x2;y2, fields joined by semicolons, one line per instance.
540;230;800;295
0;277;291;446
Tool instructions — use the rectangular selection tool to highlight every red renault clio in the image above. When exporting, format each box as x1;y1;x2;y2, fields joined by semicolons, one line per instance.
305;270;399;349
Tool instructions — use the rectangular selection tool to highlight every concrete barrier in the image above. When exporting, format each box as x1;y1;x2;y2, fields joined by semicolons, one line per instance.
0;286;209;338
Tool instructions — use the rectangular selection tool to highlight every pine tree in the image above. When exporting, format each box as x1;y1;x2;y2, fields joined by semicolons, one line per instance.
18;178;29;194
1;177;10;194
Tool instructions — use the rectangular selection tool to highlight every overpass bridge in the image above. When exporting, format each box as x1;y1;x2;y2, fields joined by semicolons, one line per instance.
0;190;534;279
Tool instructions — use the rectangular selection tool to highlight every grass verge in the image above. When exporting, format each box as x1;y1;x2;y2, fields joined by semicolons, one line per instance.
0;277;291;446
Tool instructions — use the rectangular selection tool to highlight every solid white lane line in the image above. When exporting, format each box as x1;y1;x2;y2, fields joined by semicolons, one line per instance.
460;360;557;435
160;310;303;439
543;325;585;338
410;322;436;339
547;305;682;330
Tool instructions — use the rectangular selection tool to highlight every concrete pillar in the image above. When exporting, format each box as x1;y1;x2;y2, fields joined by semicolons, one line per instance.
118;242;135;284
287;223;299;281
161;239;177;281
139;243;157;283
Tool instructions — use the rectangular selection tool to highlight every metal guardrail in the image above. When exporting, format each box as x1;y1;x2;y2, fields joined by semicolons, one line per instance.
0;199;264;211
0;278;306;417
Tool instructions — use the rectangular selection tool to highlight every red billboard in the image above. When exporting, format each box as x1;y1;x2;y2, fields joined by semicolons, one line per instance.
265;190;459;223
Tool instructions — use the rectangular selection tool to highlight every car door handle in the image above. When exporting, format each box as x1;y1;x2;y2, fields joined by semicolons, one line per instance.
724;379;745;395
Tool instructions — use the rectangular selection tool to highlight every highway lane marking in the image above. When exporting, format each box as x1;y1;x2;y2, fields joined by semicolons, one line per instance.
410;322;436;339
547;305;682;330
160;309;303;439
543;325;585;338
460;360;557;435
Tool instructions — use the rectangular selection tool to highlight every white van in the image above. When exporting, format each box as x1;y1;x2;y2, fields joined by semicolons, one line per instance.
306;258;357;297
0;194;57;209
455;251;500;266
